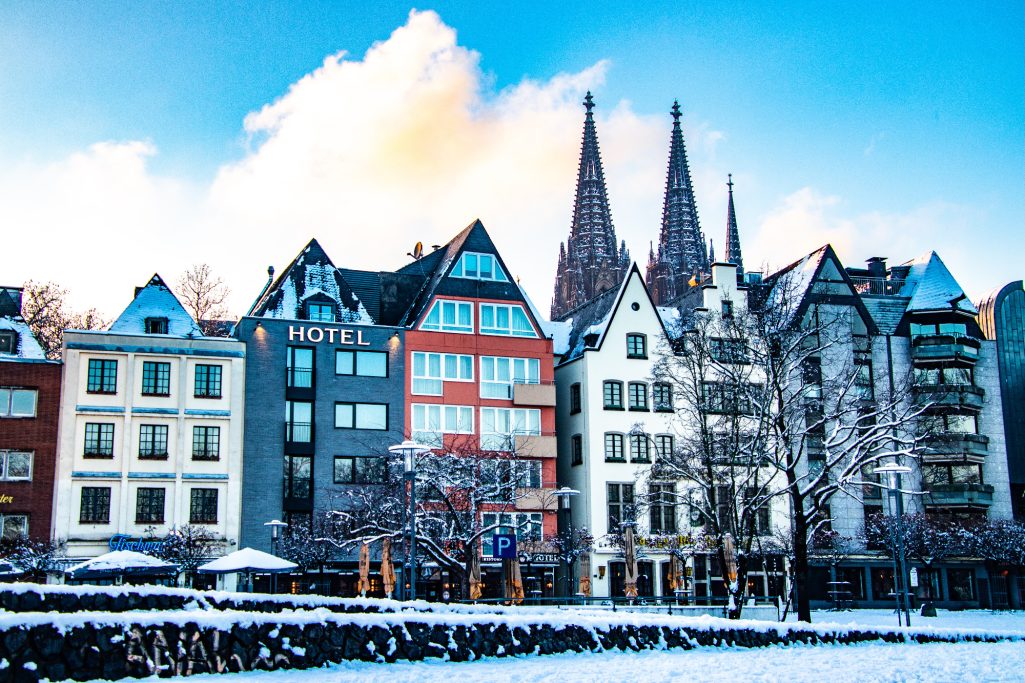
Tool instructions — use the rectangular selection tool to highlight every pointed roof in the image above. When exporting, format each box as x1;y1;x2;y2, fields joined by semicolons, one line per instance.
656;101;708;276
109;274;204;337
898;251;978;315
724;174;744;273
708;239;716;263
251;239;374;324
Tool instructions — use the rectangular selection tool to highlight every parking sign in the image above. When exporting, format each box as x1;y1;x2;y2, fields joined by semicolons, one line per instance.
492;534;517;559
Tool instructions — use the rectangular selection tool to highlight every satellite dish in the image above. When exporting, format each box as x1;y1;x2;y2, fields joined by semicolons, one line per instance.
413;242;423;259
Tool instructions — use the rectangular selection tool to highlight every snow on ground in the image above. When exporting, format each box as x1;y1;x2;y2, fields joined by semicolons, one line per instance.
791;608;1025;634
83;640;1025;683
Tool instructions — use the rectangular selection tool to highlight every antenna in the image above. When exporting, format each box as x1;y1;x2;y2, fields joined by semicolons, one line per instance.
406;241;424;260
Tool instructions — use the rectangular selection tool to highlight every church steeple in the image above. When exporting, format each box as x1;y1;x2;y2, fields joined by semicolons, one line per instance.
645;100;708;306
724;173;744;276
709;239;716;263
552;92;629;319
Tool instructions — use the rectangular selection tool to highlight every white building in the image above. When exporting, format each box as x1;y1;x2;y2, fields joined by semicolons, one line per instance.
52;275;244;585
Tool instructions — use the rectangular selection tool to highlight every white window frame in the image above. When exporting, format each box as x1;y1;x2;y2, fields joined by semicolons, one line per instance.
0;388;37;418
479;356;540;399
411;352;474;395
450;252;510;282
0;451;32;481
480;407;541;451
482;512;542;555
420;299;474;334
478;303;537;338
411;403;475;447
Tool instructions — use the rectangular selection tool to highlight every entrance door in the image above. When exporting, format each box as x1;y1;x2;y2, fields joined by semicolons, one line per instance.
609;561;625;598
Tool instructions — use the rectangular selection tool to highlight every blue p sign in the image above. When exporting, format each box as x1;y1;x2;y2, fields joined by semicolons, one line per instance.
493;534;517;559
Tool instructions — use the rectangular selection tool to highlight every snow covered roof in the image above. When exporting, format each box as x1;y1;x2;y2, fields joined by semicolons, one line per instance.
898;251;977;315
763;245;830;327
198;547;298;574
251;239;374;324
0;316;47;361
108;274;205;337
65;550;178;578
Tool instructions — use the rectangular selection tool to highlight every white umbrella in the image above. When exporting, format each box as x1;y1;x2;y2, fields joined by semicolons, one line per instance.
65;550;178;581
197;547;297;574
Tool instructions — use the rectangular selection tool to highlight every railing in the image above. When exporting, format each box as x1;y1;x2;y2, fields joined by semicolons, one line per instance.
850;276;905;296
285;421;312;443
286;367;313;389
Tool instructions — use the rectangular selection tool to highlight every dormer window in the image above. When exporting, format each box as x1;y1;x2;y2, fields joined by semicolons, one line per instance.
307;302;335;322
451;252;509;282
0;330;16;355
145;318;168;335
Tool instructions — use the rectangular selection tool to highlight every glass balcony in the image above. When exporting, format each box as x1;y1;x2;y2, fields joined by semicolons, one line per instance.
913;384;985;411
911;334;981;364
924;483;994;508
921;432;989;463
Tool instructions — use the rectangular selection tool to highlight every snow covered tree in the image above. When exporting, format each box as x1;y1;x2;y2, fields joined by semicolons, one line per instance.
152;525;229;587
176;264;231;336
21;280;106;358
0;536;66;579
277;516;335;574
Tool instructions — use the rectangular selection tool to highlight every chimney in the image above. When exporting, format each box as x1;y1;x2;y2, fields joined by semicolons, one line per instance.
866;257;887;279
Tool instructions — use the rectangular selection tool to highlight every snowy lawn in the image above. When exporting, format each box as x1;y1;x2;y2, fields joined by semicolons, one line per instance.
82;640;1025;682
790;608;1025;634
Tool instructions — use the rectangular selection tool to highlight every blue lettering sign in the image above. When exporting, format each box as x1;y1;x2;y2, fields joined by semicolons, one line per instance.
493;534;517;559
108;534;168;554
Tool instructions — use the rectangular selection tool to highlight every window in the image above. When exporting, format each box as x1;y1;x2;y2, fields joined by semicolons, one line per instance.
411;352;473;395
84;423;115;457
915;366;974;386
628;382;649;411
655;434;674;461
570;383;582;414
135;487;165;523
333;456;387;484
924;413;978;435
607;483;635;530
284;455;312;498
855;359;874;400
571;434;583;466
0;451;32;481
0;514;27;539
649;483;677;534
335;402;388;430
411;403;474;446
0;388;36;417
306;302;335;322
626;333;647;359
192;426;220;460
604;433;625;461
512;459;543;489
286;347;314;388
421;299;473;333
194;364;223;398
138;425;168;459
141;361;171;396
652;383;673;412
721;300;734;318
87;359;117;394
0;330;16;355
911;322;968;339
480;356;539;399
744;487;771;535
450;251;509;282
479;303;537;337
480;407;541;451
145;317;168;335
80;487;111;524
702;382;753;415
482;512;542;555
630;433;651;462
336;350;388;377
924;463;983;486
802;356;822;399
711;338;748;364
285;400;312;442
603;381;623;410
189;489;218;524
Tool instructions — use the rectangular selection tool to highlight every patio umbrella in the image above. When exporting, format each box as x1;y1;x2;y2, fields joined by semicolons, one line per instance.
66;550;178;582
197;547;297;574
623;525;639;599
723;534;739;586
503;556;524;605
357;542;371;597
469;544;482;600
381;538;396;598
578;552;591;597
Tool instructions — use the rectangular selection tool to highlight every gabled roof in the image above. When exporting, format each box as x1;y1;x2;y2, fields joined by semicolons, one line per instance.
898;251;977;315
250;239;374;324
108;274;204;337
0;316;46;360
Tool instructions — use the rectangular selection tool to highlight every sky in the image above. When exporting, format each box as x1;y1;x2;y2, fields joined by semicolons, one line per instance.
1;1;1022;319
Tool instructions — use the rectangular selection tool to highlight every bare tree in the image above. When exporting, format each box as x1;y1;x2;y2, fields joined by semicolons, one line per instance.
176;264;231;336
152;525;231;587
20;280;107;358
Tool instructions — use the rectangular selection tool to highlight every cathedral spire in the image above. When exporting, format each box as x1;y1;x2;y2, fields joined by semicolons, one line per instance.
551;92;629;319
709;239;716;263
724;173;744;275
645;100;708;305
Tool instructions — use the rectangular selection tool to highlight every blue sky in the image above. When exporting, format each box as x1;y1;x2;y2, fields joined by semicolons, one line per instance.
1;2;1022;315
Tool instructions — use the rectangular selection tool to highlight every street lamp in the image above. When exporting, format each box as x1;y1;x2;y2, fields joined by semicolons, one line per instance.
264;519;288;594
553;487;579;600
389;440;432;601
875;463;913;627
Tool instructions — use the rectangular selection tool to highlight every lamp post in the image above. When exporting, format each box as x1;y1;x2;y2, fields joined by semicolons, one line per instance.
876;463;913;627
553;487;579;600
264;519;288;594
389;440;432;601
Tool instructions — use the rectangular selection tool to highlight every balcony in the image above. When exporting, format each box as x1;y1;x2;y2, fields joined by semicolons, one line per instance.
512;382;556;407
515;487;558;512
911;334;981;364
924;483;994;508
921;433;989;463
514;433;557;458
913;384;985;412
284;421;314;454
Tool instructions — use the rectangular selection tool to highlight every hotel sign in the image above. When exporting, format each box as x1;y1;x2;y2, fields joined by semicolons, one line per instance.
288;325;372;345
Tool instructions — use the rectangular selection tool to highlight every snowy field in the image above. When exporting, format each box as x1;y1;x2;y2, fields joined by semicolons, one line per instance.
86;640;1025;683
789;608;1025;634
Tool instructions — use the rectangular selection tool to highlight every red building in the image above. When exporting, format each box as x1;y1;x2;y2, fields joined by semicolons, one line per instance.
0;286;61;547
